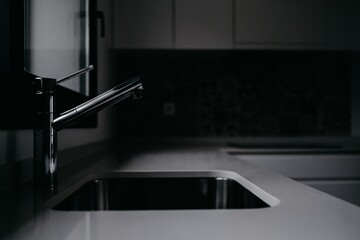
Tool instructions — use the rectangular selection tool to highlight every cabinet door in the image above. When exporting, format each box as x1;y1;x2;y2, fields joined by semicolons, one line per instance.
235;0;326;48
304;181;360;206
327;0;360;50
175;0;232;49
235;154;360;179
114;0;172;49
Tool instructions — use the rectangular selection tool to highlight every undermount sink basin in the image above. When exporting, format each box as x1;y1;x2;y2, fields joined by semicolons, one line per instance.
52;172;273;211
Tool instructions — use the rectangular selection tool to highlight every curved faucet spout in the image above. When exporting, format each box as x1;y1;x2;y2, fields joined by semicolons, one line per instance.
53;77;143;131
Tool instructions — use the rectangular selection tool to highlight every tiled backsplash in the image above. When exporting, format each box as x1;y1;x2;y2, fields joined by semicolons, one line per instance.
112;50;351;137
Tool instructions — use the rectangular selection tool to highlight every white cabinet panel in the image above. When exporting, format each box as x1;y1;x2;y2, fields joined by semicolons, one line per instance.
175;0;232;49
114;0;172;49
112;0;359;50
235;0;326;48
327;0;360;50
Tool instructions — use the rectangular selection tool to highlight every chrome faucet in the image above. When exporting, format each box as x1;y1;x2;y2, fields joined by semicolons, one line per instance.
33;65;143;192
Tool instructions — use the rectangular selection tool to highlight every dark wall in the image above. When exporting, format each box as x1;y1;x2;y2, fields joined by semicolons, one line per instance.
111;50;352;137
0;0;10;77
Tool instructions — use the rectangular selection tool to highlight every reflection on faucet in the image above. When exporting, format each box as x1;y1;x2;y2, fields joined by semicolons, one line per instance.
56;65;94;84
33;65;143;192
53;76;143;131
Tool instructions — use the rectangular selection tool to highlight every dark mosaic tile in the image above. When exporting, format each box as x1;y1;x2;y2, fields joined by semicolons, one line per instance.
111;50;352;137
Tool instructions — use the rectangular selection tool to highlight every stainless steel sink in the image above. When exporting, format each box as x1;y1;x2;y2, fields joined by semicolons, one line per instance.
52;172;272;211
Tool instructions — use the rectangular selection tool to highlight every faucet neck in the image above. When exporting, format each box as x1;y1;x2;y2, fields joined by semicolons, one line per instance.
33;77;58;191
33;66;94;192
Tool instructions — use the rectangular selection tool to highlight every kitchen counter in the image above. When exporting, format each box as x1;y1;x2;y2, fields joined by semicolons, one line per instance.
2;139;360;240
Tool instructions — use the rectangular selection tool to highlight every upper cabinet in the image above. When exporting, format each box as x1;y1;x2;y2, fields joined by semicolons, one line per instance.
234;0;326;49
175;0;232;49
327;0;360;51
113;0;173;49
113;0;359;51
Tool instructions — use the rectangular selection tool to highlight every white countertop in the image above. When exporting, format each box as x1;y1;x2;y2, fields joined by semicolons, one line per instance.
4;143;360;240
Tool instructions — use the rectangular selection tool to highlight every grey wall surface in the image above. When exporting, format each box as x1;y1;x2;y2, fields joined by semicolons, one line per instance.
26;0;89;95
352;56;360;136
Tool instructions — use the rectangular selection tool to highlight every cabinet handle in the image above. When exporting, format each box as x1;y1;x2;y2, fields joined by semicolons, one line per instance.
96;11;105;38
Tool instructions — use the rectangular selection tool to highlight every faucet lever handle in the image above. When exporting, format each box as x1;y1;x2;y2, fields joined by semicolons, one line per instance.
56;65;94;84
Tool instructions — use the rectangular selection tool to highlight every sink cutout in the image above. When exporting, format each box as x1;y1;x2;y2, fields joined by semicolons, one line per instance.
53;177;270;211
